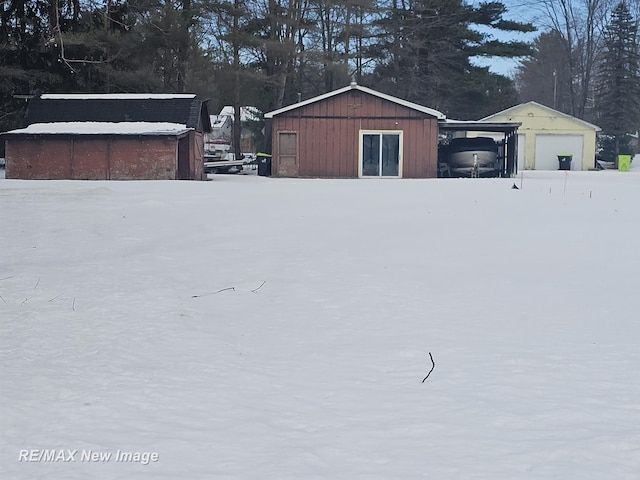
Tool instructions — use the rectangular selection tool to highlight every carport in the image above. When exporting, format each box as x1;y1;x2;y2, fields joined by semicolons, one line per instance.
438;120;521;177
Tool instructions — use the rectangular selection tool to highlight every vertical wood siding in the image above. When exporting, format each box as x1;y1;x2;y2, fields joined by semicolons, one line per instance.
271;90;438;178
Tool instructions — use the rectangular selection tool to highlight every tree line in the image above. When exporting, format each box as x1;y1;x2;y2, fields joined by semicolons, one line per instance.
0;1;533;125
1;0;638;158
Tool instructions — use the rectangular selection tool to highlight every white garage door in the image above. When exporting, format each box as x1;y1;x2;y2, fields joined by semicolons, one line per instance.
534;134;584;171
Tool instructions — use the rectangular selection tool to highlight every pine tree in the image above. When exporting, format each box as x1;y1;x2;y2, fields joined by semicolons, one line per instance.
368;0;534;119
595;1;640;164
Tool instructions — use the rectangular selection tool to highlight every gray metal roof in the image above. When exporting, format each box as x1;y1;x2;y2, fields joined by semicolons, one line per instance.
22;94;211;132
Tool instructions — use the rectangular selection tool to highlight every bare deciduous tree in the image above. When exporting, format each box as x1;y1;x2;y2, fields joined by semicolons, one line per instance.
535;0;613;119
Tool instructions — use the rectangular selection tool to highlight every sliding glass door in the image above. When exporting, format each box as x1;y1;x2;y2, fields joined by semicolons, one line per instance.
360;131;402;177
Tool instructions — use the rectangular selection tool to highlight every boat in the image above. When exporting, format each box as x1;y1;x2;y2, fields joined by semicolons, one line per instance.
448;137;499;170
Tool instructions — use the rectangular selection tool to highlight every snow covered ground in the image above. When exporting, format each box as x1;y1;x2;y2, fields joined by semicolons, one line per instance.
1;162;639;479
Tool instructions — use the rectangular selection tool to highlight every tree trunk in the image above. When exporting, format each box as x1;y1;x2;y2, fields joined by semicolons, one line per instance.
233;0;242;159
177;0;192;92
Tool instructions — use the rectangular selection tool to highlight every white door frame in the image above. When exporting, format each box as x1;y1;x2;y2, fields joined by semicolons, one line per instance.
358;130;403;178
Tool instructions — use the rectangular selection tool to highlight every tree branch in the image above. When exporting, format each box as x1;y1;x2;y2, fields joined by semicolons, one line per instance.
422;352;435;383
192;287;235;298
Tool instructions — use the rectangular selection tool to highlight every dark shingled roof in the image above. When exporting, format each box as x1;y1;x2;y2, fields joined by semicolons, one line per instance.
24;94;211;132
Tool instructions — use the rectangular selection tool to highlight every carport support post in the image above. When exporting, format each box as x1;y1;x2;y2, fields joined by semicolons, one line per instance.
106;136;112;180
507;132;517;177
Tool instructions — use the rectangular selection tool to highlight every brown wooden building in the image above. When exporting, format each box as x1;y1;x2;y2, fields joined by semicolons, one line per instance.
264;82;445;178
3;94;211;180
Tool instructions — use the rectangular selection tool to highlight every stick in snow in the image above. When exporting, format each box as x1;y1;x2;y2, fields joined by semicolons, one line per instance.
422;352;435;383
251;281;266;293
192;287;235;298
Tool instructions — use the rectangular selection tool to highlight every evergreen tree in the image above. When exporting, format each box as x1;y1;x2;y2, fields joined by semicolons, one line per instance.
368;0;533;119
59;1;160;93
594;1;640;163
0;0;64;132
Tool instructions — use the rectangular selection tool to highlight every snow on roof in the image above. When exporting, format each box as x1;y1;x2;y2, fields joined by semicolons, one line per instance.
442;119;487;124
5;122;192;136
40;93;197;100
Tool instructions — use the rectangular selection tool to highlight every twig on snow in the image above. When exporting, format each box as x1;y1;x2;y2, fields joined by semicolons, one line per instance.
0;295;5;303
21;298;29;305
34;277;40;289
422;352;435;383
0;276;14;282
72;297;76;311
48;294;62;302
192;287;235;298
251;281;266;293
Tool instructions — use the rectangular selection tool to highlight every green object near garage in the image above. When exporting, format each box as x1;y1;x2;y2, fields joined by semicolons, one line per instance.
618;155;631;172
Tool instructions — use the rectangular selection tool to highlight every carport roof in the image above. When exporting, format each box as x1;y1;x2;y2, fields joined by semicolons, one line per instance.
439;119;522;133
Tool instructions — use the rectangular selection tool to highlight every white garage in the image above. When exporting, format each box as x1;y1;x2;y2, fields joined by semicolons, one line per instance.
480;102;600;171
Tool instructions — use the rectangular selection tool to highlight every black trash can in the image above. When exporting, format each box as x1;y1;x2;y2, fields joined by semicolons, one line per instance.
557;154;572;170
257;153;272;177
